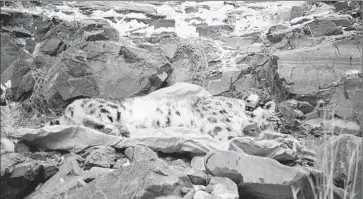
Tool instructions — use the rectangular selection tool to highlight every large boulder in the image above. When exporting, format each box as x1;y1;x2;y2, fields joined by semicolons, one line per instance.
303;19;343;37
0;153;58;199
1;11;123;105
0;33;35;101
1;34;22;79
25;155;85;199
204;150;317;199
317;134;362;199
267;28;326;51
68;160;193;199
210;53;287;102
276;35;362;95
0;9;34;31
277;35;362;131
40;51;99;109
41;40;171;109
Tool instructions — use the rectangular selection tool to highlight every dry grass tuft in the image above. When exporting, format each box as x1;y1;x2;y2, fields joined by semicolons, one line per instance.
19;67;60;127
307;108;361;199
172;38;209;87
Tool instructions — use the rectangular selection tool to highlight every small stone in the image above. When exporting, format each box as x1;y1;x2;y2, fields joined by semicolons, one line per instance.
333;2;349;11
206;177;239;199
290;16;312;25
12;27;32;38
149;71;169;89
242;122;261;137
131;144;159;162
201;5;210;10
196;25;234;39
83;167;115;182
185;7;198;13
183;189;196;199
124;147;134;160
159;40;178;59
266;24;289;43
84;146;117;169
15;142;30;153
191;156;205;171
85;30;110;41
114;158;130;169
61;10;74;15
151;19;176;29
170;159;189;168
42;36;66;56
278;100;305;119
186;168;211;186
297;101;315;114
194;190;216;199
1;137;15;154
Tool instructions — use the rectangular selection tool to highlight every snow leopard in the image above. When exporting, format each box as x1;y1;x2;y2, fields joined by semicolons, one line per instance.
48;94;278;143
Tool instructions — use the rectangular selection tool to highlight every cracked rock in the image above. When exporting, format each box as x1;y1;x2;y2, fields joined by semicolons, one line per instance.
84;146;117;169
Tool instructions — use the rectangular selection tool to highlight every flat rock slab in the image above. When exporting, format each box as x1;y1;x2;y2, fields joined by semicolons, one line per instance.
276;35;362;95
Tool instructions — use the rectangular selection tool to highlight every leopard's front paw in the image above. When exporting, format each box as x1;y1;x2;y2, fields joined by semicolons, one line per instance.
103;125;121;136
120;130;130;138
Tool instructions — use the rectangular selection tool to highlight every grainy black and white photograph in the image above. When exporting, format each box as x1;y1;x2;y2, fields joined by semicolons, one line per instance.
0;1;362;199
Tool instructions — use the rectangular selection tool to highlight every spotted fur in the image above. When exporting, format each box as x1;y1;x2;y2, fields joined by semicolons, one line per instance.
48;95;278;142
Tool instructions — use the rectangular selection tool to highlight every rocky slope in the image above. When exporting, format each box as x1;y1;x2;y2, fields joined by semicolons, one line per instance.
0;1;362;199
